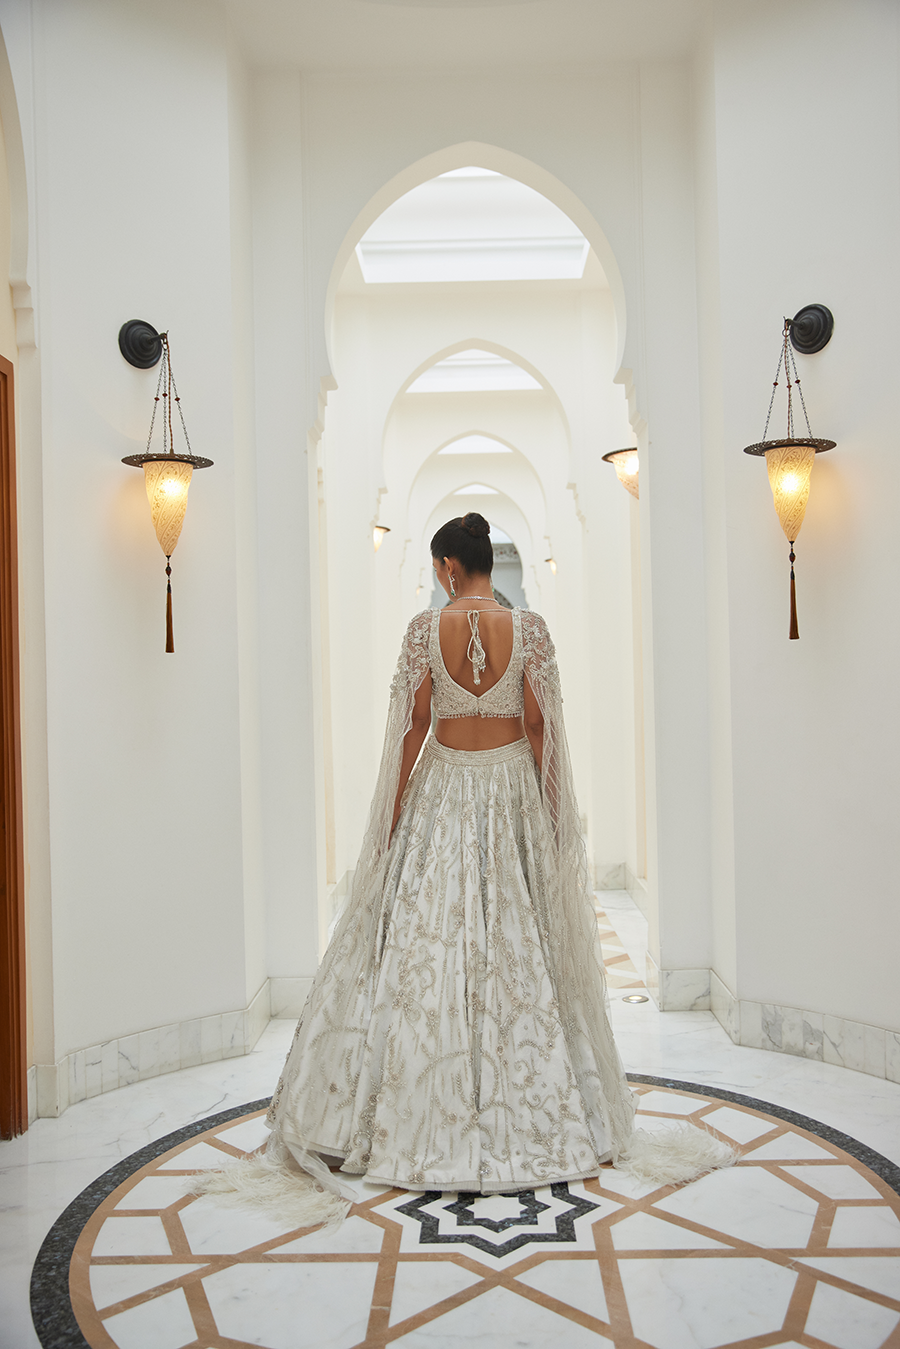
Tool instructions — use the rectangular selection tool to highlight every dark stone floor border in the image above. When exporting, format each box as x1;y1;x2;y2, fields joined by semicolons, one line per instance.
30;1080;900;1349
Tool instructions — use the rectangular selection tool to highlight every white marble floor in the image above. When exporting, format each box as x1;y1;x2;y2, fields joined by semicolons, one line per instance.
4;891;900;1349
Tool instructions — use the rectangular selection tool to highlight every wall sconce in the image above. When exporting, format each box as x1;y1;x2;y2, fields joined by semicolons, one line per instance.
743;306;835;640
545;557;557;575
602;448;640;499
120;323;213;653
373;525;391;552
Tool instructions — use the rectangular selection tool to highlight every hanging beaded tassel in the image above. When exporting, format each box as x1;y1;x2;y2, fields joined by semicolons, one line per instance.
467;610;487;684
165;556;174;653
788;544;798;640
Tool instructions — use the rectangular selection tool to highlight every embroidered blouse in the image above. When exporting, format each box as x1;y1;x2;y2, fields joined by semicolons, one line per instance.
428;606;525;719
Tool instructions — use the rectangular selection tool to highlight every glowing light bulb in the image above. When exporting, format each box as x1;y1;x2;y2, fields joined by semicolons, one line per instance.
781;472;799;494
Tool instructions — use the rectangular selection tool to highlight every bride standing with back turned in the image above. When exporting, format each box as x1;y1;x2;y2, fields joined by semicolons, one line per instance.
195;512;732;1224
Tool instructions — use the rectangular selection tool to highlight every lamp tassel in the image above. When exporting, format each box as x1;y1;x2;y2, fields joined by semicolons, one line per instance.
788;544;799;641
165;557;174;654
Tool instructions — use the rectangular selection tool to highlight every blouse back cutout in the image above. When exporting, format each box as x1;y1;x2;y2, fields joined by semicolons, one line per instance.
429;606;525;719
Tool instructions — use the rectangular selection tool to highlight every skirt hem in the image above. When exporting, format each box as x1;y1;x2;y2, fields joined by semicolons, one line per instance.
274;1128;614;1195
359;1159;613;1194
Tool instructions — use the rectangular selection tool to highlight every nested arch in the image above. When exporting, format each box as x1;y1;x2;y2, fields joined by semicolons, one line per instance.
436;430;517;454
381;339;572;499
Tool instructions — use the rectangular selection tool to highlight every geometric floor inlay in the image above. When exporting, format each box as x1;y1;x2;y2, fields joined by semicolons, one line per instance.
32;1081;900;1349
596;902;646;991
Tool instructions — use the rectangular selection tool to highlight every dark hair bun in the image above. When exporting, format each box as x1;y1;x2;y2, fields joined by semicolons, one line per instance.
461;512;490;539
430;514;493;575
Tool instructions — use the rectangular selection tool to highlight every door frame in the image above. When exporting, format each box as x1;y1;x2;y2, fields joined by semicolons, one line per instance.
0;352;25;1137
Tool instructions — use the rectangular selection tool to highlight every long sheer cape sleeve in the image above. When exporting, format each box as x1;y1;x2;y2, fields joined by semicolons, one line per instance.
521;611;637;1164
522;612;737;1184
347;609;432;902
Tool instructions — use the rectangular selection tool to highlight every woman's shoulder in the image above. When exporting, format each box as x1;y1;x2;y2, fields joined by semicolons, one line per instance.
403;608;436;640
517;609;555;660
517;607;551;635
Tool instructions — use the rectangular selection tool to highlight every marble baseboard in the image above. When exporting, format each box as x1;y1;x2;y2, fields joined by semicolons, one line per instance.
269;976;313;1018
26;1063;37;1125
32;980;272;1120
595;861;625;890
624;867;650;920
710;969;740;1041
709;971;899;1084
646;954;710;1010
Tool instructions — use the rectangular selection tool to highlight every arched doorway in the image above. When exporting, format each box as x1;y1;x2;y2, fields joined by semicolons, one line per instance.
312;149;646;926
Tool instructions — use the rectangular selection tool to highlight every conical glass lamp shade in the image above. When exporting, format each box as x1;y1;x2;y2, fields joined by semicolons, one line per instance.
143;458;193;556
764;442;816;542
602;448;640;499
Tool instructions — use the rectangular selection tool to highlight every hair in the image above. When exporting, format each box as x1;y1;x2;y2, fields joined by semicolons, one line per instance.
430;512;493;575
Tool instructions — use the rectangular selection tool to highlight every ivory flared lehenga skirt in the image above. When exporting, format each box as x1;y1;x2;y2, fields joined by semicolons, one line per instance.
265;736;635;1194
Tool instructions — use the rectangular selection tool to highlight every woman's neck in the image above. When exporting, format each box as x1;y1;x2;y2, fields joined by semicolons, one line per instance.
451;576;493;600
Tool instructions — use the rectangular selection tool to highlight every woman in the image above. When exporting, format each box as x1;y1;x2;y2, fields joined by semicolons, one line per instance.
195;514;732;1224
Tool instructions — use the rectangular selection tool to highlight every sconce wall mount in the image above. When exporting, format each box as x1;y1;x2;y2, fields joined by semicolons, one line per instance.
118;319;164;369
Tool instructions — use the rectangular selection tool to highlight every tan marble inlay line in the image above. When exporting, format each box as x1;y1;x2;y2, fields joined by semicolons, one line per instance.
592;1211;637;1344
67;1090;900;1349
371;1250;617;1346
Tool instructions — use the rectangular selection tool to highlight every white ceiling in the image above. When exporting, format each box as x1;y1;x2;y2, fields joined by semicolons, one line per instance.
223;0;705;71
357;169;593;284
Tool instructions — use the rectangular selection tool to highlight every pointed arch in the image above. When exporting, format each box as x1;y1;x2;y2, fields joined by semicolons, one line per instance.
324;141;627;376
435;430;517;455
383;337;571;452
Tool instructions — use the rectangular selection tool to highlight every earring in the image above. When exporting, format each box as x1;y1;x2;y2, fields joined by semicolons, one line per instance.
449;575;456;597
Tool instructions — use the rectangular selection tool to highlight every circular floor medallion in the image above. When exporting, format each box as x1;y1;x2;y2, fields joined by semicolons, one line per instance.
32;1079;900;1349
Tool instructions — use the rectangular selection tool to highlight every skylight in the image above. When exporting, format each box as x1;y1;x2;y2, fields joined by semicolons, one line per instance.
454;483;499;495
357;168;590;284
408;351;542;393
438;435;513;455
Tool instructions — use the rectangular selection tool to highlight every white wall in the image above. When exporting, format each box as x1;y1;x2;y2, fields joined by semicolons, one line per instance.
250;73;324;980
8;0;268;1061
